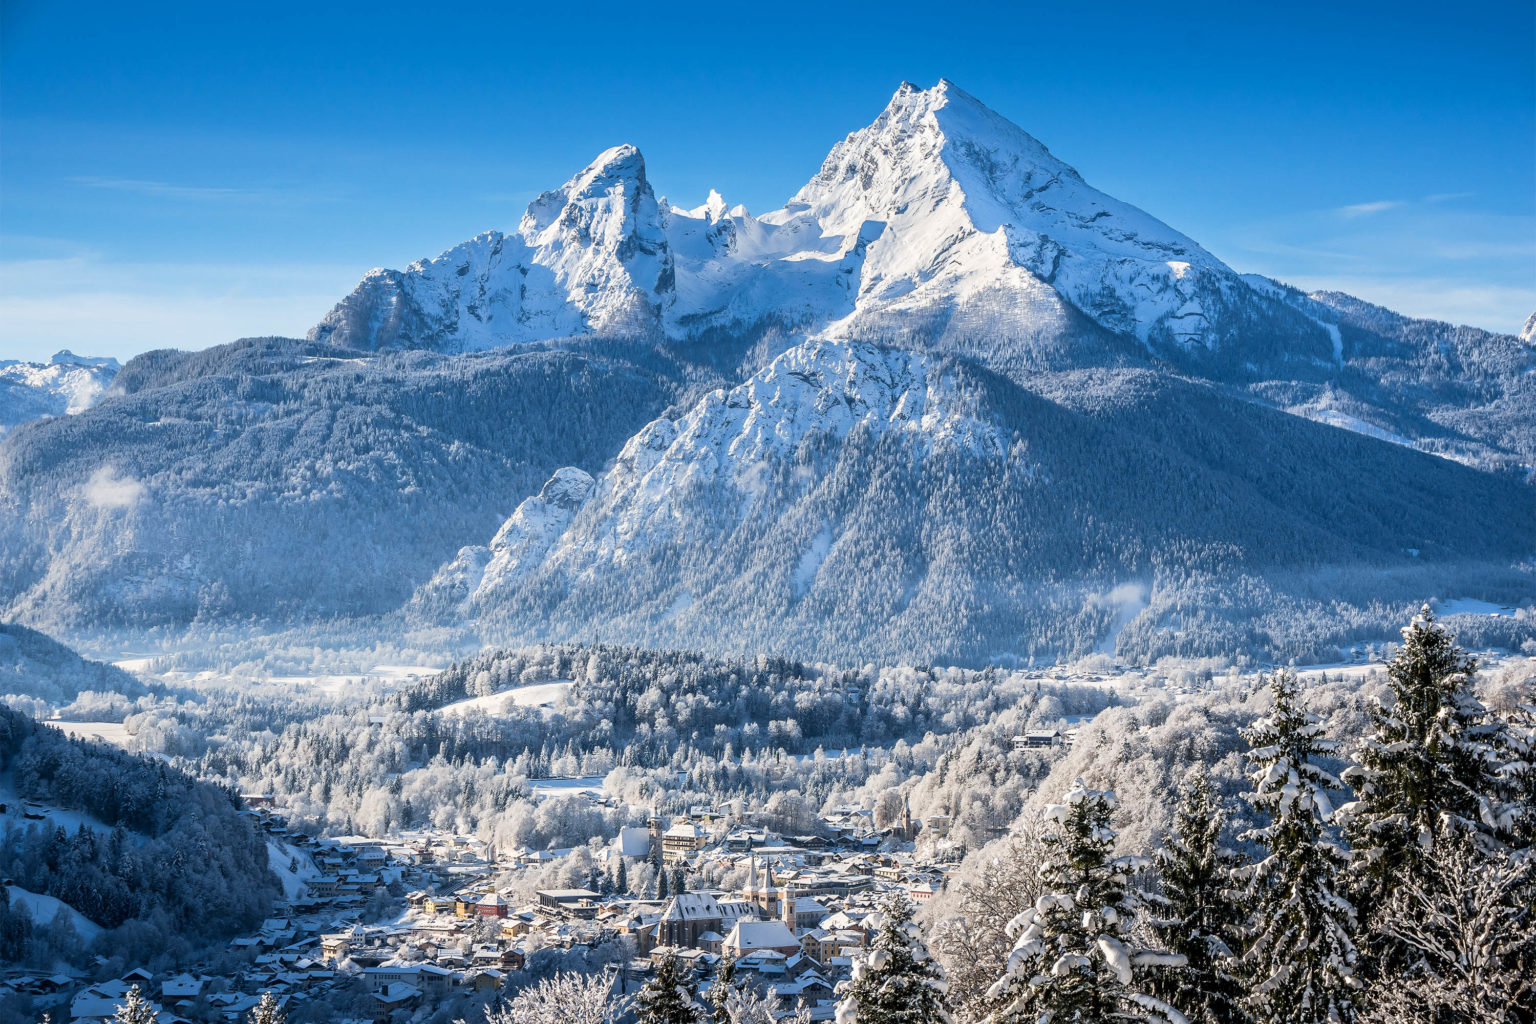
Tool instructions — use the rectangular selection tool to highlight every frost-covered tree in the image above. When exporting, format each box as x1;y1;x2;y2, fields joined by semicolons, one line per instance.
1358;828;1534;1024
1239;670;1358;1024
723;985;810;1024
1339;606;1504;900
246;992;286;1024
1146;771;1249;1024
113;987;158;1024
930;815;1050;1023
486;972;626;1024
638;951;702;1024
984;781;1185;1024
835;892;951;1024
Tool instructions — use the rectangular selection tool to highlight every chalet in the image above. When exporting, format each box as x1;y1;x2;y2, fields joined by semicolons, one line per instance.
1013;730;1062;750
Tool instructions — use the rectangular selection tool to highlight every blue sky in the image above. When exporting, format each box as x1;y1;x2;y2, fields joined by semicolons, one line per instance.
3;0;1532;362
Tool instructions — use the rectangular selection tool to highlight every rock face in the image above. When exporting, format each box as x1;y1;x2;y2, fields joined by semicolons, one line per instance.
310;146;674;351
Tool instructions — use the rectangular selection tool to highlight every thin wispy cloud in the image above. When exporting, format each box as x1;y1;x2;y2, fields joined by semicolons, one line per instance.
68;176;342;204
71;176;277;201
1338;200;1404;218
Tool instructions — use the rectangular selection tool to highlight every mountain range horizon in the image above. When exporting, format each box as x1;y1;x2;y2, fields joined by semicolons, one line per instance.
2;77;1532;667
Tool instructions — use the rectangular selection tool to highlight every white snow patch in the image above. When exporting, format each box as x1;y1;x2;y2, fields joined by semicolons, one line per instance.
1435;597;1519;617
8;886;103;940
792;524;834;597
1094;582;1149;656
438;680;575;718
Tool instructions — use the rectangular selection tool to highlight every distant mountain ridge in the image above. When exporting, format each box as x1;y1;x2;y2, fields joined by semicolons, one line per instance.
309;80;1534;473
0;351;120;437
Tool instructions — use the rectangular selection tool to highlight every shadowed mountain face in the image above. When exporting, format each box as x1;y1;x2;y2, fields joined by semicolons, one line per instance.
2;82;1531;661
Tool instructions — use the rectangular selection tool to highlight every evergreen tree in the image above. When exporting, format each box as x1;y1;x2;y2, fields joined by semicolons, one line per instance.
1147;771;1250;1024
1239;669;1359;1024
835;892;951;1024
658;865;671;900
638;950;702;1024
672;864;688;896
1340;606;1504;901
247;992;287;1024
113;986;159;1024
984;781;1183;1024
616;855;629;894
707;952;740;1024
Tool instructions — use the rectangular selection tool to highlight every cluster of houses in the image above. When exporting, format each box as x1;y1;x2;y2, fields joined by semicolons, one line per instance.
6;782;996;1023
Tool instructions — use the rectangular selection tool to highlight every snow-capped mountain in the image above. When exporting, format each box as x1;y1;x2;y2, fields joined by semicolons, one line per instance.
4;80;1532;661
0;351;120;436
311;81;1330;365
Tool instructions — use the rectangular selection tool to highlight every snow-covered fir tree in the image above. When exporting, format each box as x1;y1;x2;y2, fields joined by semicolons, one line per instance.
638;950;702;1024
1493;682;1536;848
707;952;740;1024
246;992;286;1024
1146;771;1250;1024
835;892;951;1024
1339;606;1505;898
984;780;1186;1024
112;987;158;1024
1238;669;1358;1024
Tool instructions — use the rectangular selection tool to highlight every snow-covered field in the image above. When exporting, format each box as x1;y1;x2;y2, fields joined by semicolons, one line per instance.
8;885;102;940
0;775;114;835
1435;597;1521;617
438;680;574;717
266;840;321;901
528;775;605;800
50;719;134;745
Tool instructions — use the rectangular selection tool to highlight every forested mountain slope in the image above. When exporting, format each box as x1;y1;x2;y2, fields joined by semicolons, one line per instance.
414;340;1535;664
0;705;279;963
0;623;147;706
0;338;688;630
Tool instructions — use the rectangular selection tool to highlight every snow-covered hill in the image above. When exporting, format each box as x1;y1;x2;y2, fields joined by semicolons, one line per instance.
0;350;119;436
